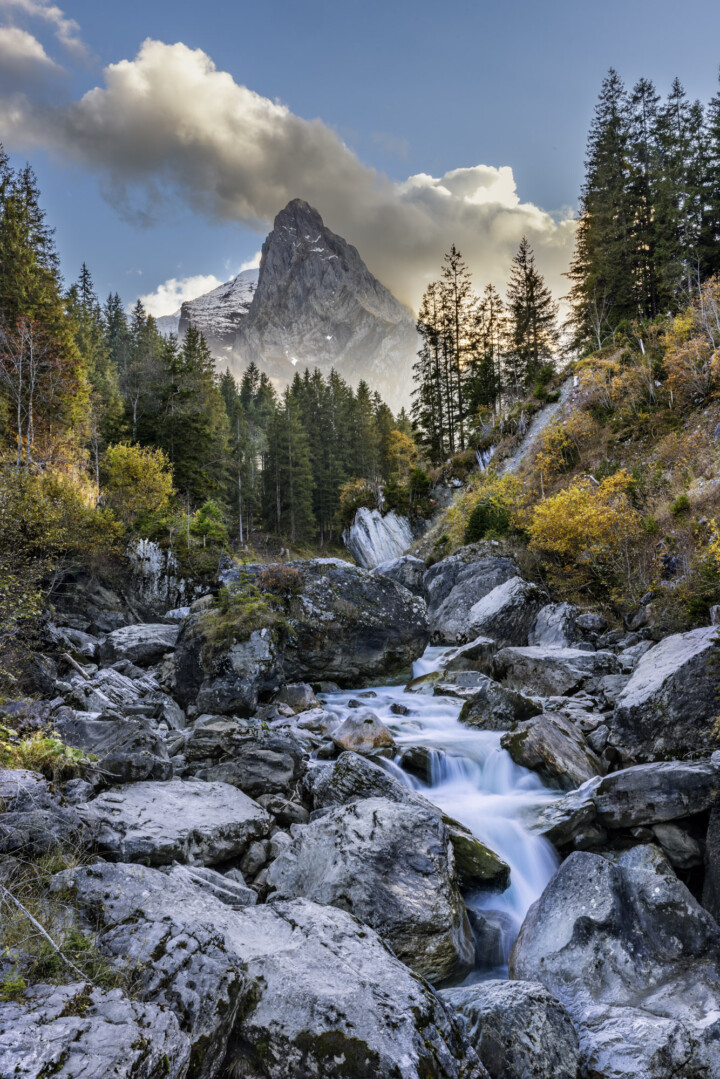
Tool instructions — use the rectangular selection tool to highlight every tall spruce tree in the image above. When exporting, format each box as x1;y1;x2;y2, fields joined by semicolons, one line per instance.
506;237;558;390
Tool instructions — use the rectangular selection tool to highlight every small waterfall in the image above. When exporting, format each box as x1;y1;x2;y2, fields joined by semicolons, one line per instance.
343;507;413;569
476;445;496;472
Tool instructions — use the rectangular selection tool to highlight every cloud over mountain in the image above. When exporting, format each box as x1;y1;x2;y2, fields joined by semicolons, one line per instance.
0;38;576;307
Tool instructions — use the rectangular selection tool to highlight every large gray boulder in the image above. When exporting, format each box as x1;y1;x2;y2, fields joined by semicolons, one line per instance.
373;554;427;596
424;548;520;643
0;982;191;1079
510;846;720;1079
458;676;541;731
495;645;621;697
179;718;307;799
78;778;272;866
609;626;720;762
501;712;605;790
175;560;429;711
441;980;580;1079
266;795;475;984
463;577;545;647
331;709;395;754
56;861;488;1079
443;635;497;674
53;708;172;783
536;756;720;849
99;623;179;666
306;753;509;891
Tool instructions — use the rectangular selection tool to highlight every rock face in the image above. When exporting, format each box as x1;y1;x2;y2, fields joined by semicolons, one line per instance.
53;709;172;783
266;795;475;984
176;559;429;710
441;980;581;1079
178;267;258;345
423;547;520;643
463;577;545;647
0;982;191;1079
609;626;720;762
529;602;584;648
179;720;307;800
225;200;419;411
79;778;272;866
57;862;487;1079
510;846;720;1079
344;508;413;569
373;554;427;596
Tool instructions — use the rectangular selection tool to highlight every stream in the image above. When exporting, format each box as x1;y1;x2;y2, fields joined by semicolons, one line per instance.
322;645;562;980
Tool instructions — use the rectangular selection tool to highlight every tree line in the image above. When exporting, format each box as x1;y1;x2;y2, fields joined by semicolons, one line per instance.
0;145;417;547
569;67;720;348
412;239;559;463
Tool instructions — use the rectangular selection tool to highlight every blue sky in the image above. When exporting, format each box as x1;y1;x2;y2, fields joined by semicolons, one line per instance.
1;0;719;313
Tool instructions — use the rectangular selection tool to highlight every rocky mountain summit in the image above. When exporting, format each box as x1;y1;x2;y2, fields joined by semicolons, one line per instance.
2;542;720;1078
176;200;418;409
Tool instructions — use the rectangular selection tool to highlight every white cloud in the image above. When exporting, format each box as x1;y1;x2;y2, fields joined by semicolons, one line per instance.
0;0;86;57
239;251;261;271
0;39;576;309
137;273;223;318
0;24;56;66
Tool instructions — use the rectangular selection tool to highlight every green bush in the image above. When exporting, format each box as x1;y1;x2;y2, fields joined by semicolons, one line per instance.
464;499;511;544
670;493;691;517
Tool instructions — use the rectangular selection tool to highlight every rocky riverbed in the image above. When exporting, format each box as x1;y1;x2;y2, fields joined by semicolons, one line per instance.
1;542;720;1078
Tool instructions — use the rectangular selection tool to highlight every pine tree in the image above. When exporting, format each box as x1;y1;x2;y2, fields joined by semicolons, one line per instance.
701;70;720;279
263;390;315;543
506;237;558;390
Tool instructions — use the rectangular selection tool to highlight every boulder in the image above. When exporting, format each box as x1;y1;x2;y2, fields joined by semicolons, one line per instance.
528;602;584;648
535;757;720;848
463;577;545;647
266;795;475;984
68;666;145;713
78;778;272;866
458;677;541;732
0;767;52;811
609;626;720;762
501;712;605;790
510;846;720;1079
53;708;172;783
442;635;497;674
180;720;307;799
175;560;429;712
441;980;580;1079
373;554;427;596
495;645;621;697
331;710;395;754
56;861;488;1079
305;753;509;891
0;983;191;1079
0;769;87;856
424;548;520;643
274;682;319;713
99;623;180;666
53;624;100;659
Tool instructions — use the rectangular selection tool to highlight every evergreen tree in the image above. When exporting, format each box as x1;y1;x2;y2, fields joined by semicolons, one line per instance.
506;237;558;390
263;390;315;543
701;70;720;279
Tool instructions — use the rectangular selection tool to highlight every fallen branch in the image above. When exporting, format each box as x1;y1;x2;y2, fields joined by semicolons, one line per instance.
61;651;90;681
0;883;96;987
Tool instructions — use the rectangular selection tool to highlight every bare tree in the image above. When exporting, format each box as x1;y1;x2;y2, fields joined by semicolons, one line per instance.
0;319;70;470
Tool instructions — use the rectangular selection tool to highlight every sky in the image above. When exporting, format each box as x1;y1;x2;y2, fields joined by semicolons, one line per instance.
0;0;719;316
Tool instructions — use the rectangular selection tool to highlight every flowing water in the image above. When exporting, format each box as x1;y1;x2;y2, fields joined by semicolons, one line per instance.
322;645;562;979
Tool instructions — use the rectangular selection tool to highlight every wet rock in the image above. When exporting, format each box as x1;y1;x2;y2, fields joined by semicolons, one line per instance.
305;753;509;891
78;778;272;866
610;626;720;762
501;712;605;790
463;577;545;647
274;682;319;713
458;676;541;732
529;602;584;648
0;982;191;1079
56;861;487;1079
373;554;428;596
266;796;475;984
510;846;720;1079
53;708;172;783
441;980;581;1079
331;710;395;754
495;645;621;697
424;547;520;643
99;623;180;666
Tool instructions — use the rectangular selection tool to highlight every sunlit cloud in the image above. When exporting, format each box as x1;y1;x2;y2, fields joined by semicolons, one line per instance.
0;0;86;57
0;38;576;308
137;273;224;317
